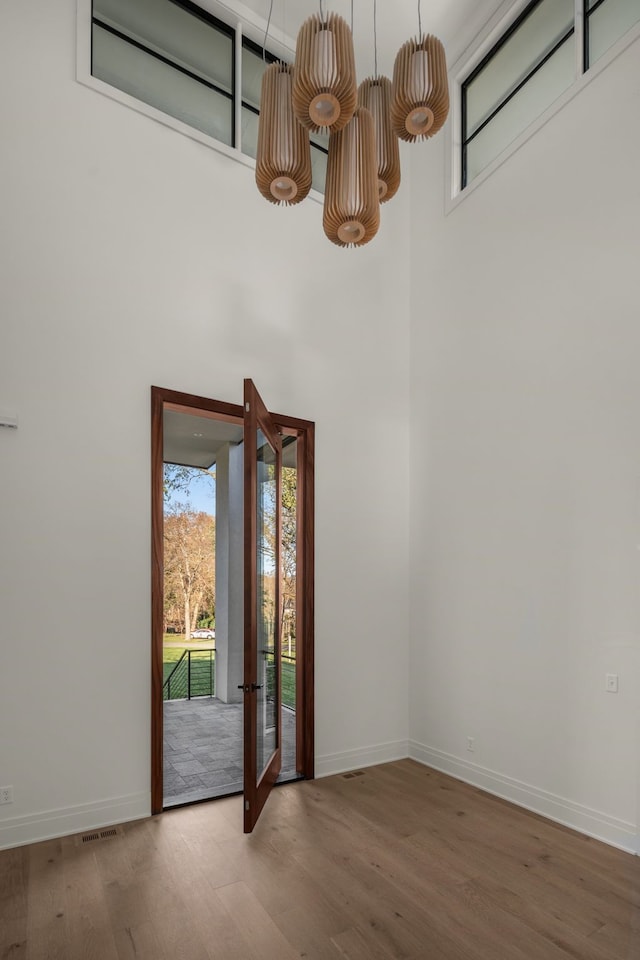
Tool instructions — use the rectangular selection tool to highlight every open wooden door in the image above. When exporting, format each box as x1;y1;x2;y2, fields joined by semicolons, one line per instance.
151;385;313;822
242;379;282;832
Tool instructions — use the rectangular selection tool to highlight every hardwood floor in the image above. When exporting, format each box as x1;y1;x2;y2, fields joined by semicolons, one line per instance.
0;760;638;959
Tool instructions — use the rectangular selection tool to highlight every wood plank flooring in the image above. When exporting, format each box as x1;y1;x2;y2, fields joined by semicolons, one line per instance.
0;760;638;960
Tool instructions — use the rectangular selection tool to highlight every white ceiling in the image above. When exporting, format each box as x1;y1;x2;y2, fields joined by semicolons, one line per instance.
164;408;298;469
164;410;243;468
235;0;502;72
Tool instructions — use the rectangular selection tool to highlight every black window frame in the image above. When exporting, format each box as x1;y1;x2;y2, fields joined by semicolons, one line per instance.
89;0;328;193
91;0;237;147
460;0;575;190
241;34;278;119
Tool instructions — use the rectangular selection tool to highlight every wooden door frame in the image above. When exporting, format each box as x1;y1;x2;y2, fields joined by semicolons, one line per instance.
151;385;314;815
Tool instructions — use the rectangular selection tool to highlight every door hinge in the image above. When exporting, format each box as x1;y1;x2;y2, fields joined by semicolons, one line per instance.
245;801;250;811
245;401;250;411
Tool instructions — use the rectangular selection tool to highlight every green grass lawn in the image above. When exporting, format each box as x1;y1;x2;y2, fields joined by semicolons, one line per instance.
281;660;295;710
163;643;296;709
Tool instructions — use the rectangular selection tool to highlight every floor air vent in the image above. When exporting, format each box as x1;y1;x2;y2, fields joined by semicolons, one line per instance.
76;826;122;846
342;770;366;779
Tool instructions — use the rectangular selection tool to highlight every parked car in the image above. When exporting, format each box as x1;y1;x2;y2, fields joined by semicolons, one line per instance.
190;628;215;640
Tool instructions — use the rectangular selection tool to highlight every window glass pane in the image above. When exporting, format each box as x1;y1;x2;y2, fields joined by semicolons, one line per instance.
242;45;269;111
310;131;329;193
588;0;640;64
466;36;574;183
466;0;574;137
242;107;259;159
311;130;330;152
93;0;233;93
92;24;233;145
310;151;327;194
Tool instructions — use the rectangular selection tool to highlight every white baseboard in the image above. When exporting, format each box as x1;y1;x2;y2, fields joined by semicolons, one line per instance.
409;740;637;855
316;739;410;779
2;749;636;857
0;792;150;850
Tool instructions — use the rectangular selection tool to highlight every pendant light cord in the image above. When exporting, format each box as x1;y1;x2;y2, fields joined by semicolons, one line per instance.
263;0;274;62
418;0;423;41
319;0;325;23
373;0;378;78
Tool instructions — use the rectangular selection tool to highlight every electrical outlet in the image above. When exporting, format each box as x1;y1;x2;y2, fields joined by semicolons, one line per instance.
0;786;13;805
467;737;475;752
605;674;619;693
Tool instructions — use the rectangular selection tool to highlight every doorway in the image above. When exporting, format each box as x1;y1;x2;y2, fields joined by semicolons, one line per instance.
151;385;314;827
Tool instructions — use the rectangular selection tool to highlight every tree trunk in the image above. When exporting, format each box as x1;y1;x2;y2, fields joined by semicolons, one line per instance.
191;593;202;633
184;596;191;642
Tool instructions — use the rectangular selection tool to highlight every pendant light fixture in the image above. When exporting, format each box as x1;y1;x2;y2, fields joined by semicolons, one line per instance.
253;0;449;248
391;1;449;142
292;8;357;134
255;62;312;205
323;105;380;247
357;0;399;202
358;78;400;202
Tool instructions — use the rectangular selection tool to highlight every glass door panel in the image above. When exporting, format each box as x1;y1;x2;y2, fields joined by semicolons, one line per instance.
243;379;281;832
255;427;278;780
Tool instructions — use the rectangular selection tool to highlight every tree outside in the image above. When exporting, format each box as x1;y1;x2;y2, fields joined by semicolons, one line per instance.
257;463;298;656
164;508;215;636
164;464;216;637
275;467;297;656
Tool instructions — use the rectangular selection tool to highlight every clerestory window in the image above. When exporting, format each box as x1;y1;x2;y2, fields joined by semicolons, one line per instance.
88;0;328;193
460;0;640;190
585;0;640;67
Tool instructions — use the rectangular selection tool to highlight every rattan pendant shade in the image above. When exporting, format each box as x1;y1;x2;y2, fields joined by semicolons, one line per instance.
292;13;357;134
357;76;400;203
323;106;380;248
391;34;449;142
255;62;312;205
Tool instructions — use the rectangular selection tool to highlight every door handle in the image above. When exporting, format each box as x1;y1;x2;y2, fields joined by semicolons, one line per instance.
237;684;250;693
251;683;262;691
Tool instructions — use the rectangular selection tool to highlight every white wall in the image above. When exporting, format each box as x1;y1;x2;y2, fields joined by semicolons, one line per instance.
0;0;411;846
409;33;640;852
5;0;636;856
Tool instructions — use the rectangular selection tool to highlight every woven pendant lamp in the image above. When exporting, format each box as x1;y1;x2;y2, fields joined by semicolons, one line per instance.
292;13;357;134
358;76;400;202
391;33;449;142
323;106;379;248
255;62;312;205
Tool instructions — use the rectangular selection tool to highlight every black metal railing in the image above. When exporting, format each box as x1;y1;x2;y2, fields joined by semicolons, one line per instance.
259;652;296;711
163;648;295;707
163;649;215;701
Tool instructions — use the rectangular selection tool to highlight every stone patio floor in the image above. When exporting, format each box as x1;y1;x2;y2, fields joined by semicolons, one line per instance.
163;697;298;807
